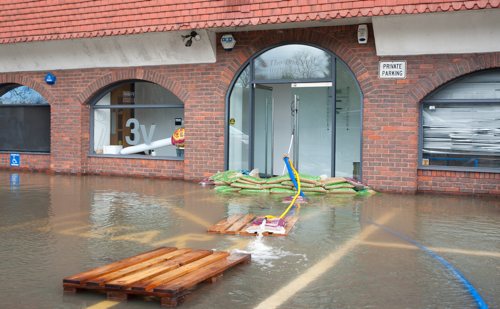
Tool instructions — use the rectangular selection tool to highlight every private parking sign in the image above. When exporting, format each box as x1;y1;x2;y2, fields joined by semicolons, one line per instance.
10;153;20;167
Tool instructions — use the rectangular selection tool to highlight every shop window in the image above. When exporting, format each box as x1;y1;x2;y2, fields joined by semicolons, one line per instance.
420;69;500;171
91;81;184;159
0;85;50;152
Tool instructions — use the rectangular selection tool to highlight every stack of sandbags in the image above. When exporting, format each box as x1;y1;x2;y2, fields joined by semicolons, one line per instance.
210;170;375;196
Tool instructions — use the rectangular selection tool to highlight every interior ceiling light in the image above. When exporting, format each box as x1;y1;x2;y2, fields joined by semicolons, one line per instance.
182;31;201;47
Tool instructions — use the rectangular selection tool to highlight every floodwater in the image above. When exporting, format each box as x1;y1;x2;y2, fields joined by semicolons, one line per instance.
0;171;499;309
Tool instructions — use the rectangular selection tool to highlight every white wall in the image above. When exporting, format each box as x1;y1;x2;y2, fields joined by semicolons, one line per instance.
0;30;216;72
373;9;500;56
93;93;111;153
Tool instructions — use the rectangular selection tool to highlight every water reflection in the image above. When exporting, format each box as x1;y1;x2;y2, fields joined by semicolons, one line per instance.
0;171;498;308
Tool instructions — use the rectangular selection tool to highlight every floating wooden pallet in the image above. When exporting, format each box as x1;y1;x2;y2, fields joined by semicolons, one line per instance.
208;214;298;237
63;247;250;307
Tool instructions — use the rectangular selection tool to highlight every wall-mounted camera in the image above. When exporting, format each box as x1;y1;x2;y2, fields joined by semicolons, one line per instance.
357;24;368;44
220;34;236;51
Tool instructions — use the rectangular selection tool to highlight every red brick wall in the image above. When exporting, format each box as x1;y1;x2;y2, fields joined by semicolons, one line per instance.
0;25;498;194
0;153;50;172
85;157;184;179
418;170;500;195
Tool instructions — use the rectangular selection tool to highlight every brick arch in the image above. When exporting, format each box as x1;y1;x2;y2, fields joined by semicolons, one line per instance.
410;54;500;103
221;27;370;96
0;74;56;104
78;69;190;105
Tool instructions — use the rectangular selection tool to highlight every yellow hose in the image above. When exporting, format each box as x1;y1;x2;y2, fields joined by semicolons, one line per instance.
265;159;301;220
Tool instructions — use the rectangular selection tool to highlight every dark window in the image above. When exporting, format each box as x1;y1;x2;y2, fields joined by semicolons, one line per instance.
0;85;50;152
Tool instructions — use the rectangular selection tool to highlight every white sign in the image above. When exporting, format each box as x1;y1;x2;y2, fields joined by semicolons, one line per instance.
379;61;406;79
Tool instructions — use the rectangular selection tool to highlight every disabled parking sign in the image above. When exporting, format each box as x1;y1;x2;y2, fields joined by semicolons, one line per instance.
10;153;20;167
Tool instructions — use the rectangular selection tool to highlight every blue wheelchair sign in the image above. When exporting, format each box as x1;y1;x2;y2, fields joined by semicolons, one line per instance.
10;153;20;167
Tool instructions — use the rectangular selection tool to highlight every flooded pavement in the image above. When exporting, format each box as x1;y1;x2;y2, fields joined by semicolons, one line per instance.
0;171;499;309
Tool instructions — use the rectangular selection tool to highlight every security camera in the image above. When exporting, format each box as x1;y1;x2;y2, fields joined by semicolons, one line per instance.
357;24;368;44
182;31;200;47
220;34;236;51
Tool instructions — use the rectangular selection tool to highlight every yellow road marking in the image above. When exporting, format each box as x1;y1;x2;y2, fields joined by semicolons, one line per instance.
225;238;252;251
254;212;396;309
58;225;103;238
152;233;215;247
112;230;161;244
169;207;212;228
86;300;119;309
0;211;88;232
361;241;500;258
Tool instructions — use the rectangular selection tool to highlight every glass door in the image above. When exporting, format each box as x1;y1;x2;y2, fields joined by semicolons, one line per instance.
253;85;273;176
291;83;333;176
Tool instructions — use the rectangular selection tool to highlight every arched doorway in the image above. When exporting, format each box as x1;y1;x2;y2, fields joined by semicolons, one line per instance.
227;44;363;178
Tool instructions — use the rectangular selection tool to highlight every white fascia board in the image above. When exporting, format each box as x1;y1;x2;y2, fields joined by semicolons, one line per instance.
0;30;216;73
373;9;500;56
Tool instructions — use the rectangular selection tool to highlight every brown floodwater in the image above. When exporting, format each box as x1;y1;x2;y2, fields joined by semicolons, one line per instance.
0;171;499;309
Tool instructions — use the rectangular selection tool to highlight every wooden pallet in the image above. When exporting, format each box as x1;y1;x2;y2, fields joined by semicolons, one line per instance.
63;247;251;307
208;214;298;237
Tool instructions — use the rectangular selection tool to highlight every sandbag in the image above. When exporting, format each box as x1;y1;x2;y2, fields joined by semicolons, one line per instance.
210;170;243;183
235;178;258;185
298;173;321;184
230;183;262;190
301;187;327;193
214;186;241;193
324;183;355;189
270;188;296;194
240;189;270;194
265;175;291;184
239;175;266;184
321;177;347;185
327;188;357;194
261;184;292;190
281;181;316;188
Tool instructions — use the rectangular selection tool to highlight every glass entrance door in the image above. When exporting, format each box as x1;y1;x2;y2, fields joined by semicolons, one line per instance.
253;85;273;177
253;83;333;177
292;83;333;176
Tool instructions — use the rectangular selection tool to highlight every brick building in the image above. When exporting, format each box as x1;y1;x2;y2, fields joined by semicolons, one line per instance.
0;1;498;194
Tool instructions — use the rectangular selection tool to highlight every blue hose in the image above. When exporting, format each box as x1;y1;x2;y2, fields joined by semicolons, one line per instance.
283;156;305;197
369;220;488;309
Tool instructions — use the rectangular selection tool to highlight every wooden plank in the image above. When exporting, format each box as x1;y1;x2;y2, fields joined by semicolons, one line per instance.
86;249;191;287
104;250;212;289
63;247;177;285
283;216;299;235
107;291;128;301
153;253;251;295
131;251;230;292
225;214;256;234
207;214;244;233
